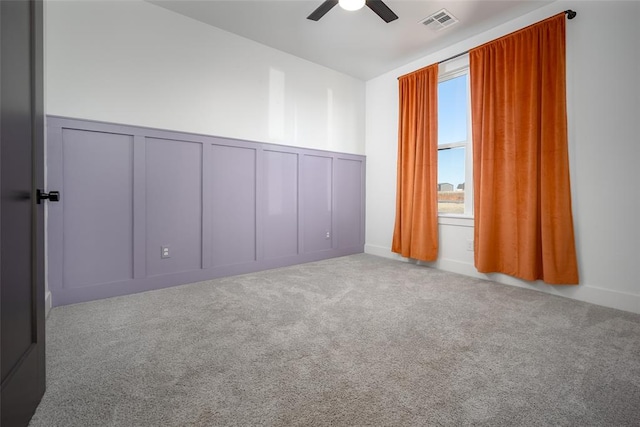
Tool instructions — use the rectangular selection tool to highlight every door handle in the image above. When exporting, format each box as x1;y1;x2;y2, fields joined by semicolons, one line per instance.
36;189;60;204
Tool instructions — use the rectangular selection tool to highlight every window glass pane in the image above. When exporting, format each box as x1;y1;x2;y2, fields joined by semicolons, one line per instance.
438;74;468;145
438;147;465;214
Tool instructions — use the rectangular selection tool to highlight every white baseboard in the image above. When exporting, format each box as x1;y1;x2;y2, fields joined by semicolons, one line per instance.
364;244;640;314
364;243;406;261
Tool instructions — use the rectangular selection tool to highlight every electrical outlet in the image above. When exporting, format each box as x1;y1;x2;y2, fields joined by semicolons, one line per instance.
325;231;331;239
466;239;474;251
161;245;170;259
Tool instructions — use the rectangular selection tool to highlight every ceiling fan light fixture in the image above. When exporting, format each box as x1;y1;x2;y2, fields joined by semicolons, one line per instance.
339;0;365;12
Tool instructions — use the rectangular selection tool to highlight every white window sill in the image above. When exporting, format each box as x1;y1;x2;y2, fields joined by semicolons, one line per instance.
438;215;474;227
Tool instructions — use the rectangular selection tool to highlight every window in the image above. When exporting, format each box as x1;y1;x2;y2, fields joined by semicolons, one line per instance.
437;58;472;216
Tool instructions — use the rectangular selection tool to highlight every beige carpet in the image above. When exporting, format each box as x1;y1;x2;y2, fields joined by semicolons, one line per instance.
29;254;640;426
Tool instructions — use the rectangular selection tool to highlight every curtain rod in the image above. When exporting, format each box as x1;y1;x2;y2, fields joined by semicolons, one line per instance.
397;10;577;79
438;9;578;64
436;9;577;65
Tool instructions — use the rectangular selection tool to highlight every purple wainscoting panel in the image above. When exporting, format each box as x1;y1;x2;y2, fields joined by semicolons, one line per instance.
336;158;364;250
47;116;365;306
146;138;202;277
301;154;333;253
132;136;147;279
263;150;299;259
61;129;134;288
210;144;257;267
201;143;213;270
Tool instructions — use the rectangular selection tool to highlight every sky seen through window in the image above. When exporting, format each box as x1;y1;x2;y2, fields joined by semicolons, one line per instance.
437;74;467;189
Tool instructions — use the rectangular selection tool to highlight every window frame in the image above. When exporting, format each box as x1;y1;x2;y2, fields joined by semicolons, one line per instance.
437;59;473;218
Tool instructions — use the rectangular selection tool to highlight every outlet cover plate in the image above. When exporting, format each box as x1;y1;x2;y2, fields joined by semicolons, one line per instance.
161;245;171;259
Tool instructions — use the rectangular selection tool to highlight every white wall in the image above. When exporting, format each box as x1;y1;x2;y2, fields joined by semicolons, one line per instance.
365;1;640;313
45;0;365;155
45;0;640;313
44;0;365;313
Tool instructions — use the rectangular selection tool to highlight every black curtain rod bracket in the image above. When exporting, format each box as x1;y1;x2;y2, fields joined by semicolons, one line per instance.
565;10;577;19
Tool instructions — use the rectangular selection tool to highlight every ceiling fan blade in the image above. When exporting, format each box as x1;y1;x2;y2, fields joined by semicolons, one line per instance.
366;0;398;23
307;0;339;21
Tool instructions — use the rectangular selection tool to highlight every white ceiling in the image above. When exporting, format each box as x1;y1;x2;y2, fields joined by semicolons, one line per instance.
149;0;553;80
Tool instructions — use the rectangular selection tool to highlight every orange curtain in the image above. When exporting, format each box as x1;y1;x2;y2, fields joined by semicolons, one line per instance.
470;13;578;284
392;64;439;261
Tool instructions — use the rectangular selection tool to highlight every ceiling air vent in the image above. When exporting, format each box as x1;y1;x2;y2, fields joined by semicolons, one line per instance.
420;9;458;31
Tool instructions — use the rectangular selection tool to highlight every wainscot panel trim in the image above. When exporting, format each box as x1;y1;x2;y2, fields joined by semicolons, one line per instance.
47;116;366;306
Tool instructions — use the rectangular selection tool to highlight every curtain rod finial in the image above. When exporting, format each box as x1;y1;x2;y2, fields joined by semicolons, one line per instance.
565;10;577;19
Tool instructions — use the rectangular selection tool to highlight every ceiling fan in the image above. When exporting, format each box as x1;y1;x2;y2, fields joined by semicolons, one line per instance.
307;0;399;23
